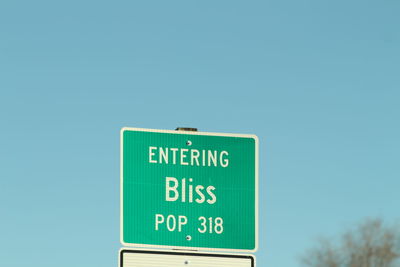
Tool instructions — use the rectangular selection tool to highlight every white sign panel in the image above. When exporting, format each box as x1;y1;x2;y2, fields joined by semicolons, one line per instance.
120;249;255;267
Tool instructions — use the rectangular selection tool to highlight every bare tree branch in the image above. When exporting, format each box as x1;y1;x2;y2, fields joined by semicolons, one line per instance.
301;219;400;267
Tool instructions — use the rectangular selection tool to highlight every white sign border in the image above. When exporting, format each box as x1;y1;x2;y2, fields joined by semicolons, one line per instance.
119;248;256;267
120;127;259;253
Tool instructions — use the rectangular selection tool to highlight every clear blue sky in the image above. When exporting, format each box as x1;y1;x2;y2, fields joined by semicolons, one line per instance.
1;1;399;266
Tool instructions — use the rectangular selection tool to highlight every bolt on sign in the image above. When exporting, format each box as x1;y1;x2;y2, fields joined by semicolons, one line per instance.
120;249;254;267
121;128;258;252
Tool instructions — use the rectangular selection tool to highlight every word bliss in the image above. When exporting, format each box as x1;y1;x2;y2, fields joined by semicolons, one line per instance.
165;177;216;204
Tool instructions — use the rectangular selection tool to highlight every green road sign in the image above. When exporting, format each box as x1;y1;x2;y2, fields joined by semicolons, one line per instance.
121;128;258;252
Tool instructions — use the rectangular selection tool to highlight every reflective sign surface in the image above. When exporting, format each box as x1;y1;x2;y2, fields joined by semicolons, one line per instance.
121;128;258;252
120;249;254;267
